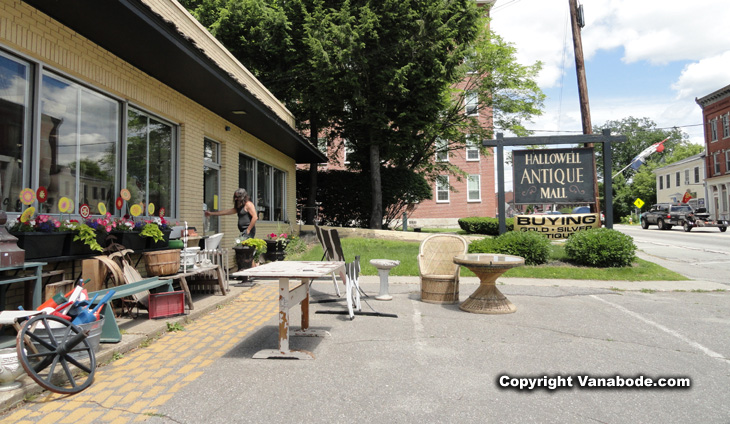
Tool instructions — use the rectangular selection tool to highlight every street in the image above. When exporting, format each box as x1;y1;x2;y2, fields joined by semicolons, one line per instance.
614;223;730;285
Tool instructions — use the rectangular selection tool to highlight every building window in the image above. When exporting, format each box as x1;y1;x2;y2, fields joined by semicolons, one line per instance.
675;171;680;187
684;169;690;185
204;138;220;233
658;175;663;190
467;175;481;201
436;175;449;203
694;166;700;183
343;139;354;164
465;91;478;116
126;107;175;217
726;151;730;174
709;118;718;141
435;138;448;162
239;153;286;222
0;52;31;213
666;174;670;189
723;114;730;139
714;152;721;175
465;135;479;161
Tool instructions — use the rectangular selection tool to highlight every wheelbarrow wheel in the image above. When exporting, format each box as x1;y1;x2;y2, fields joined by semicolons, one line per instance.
16;315;96;395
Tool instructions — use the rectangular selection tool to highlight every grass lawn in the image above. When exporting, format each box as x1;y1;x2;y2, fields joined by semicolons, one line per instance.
287;237;688;281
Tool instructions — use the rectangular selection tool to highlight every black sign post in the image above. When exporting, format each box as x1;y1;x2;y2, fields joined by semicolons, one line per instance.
484;129;625;234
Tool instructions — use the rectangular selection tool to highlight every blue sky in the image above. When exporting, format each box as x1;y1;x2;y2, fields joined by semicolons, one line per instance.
489;0;730;188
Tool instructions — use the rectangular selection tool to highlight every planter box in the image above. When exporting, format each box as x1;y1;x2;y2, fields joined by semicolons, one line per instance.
146;229;172;250
64;231;107;256
110;231;146;251
11;231;67;260
264;240;286;262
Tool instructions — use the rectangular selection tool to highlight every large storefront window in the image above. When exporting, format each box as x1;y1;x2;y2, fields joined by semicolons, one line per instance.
1;51;179;219
0;52;31;213
126;108;174;217
239;153;286;222
41;72;118;214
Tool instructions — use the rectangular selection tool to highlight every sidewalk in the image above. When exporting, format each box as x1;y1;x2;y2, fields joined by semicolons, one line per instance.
1;269;726;416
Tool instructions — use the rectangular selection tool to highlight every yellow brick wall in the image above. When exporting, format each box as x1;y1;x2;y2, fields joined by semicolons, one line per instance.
0;0;300;290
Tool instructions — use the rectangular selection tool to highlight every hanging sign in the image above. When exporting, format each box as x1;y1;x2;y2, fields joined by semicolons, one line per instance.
79;204;91;219
513;147;595;204
120;188;131;201
116;196;124;210
514;213;601;240
148;203;155;216
159;207;166;218
98;202;107;215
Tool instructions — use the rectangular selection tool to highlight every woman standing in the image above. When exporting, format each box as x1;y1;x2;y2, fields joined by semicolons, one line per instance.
205;188;258;238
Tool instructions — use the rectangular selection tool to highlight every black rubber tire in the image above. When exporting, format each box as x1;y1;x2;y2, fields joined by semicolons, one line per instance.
658;219;666;230
641;218;649;229
720;227;727;233
683;222;692;232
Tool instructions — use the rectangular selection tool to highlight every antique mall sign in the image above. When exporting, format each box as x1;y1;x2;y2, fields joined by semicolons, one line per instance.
514;213;602;240
513;147;595;204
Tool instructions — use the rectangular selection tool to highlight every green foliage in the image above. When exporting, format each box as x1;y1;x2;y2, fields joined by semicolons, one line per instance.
73;224;104;252
236;237;267;262
458;217;514;235
140;223;164;242
564;228;637;268
284;236;307;256
468;231;550;265
166;322;185;332
296;168;431;228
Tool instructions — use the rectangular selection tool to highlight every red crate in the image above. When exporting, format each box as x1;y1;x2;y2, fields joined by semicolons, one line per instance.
148;291;185;319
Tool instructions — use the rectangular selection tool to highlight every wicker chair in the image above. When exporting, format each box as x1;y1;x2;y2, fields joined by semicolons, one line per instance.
418;234;468;304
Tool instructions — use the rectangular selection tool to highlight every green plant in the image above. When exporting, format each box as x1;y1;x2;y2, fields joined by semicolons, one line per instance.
284;235;307;256
492;231;551;265
236;237;267;262
458;217;514;235
140;222;164;242
73;223;104;252
166;322;185;332
564;228;636;267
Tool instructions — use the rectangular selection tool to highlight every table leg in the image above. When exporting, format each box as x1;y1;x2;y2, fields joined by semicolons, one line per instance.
33;264;42;309
178;276;194;310
293;278;329;338
459;268;516;314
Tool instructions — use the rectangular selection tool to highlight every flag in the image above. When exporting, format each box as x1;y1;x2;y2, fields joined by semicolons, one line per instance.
681;191;692;204
628;137;668;171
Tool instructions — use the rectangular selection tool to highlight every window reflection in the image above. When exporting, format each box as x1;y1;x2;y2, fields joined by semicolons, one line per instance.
0;53;30;213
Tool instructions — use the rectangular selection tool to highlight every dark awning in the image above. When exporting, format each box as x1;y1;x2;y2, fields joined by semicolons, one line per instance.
22;0;325;164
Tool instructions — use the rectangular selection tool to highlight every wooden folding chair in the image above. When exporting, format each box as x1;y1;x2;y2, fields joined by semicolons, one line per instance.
314;224;342;296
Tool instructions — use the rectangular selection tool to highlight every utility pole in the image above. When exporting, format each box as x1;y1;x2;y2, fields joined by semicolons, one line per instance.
569;0;601;214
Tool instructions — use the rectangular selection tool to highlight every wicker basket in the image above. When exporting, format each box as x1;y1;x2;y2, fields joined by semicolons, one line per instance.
144;249;181;276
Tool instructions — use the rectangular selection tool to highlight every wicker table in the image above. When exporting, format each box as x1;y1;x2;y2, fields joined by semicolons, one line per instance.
453;254;524;314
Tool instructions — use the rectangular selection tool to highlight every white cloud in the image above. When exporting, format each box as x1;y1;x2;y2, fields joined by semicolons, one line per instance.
489;0;729;144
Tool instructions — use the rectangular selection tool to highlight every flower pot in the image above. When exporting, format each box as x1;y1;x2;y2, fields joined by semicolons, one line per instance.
146;229;172;250
233;245;256;272
64;230;107;256
264;240;286;262
110;231;146;251
11;231;67;260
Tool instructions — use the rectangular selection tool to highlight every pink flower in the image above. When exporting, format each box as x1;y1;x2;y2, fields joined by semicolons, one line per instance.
105;225;112;232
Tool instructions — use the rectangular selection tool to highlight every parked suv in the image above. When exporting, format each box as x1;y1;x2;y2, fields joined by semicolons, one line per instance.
640;203;693;230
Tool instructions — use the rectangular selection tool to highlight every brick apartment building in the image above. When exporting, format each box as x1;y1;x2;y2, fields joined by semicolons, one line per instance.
696;84;730;220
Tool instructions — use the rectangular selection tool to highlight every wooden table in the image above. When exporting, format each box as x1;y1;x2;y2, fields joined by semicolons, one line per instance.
159;264;227;310
232;261;345;359
453;254;524;314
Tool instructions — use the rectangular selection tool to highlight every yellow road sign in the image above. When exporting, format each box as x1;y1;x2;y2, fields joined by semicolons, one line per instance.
634;198;645;209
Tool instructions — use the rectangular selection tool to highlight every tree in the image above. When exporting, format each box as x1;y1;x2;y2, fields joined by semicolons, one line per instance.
594;117;702;220
181;1;544;228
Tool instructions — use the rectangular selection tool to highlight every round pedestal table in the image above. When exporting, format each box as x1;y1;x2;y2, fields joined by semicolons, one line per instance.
453;254;524;314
